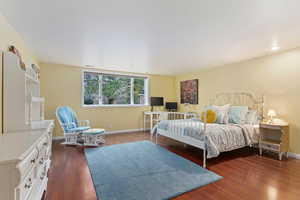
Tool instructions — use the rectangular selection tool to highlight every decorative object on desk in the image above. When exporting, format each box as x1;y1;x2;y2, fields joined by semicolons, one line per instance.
267;109;276;124
150;97;164;112
8;45;26;70
85;141;222;200
201;109;217;123
180;79;198;104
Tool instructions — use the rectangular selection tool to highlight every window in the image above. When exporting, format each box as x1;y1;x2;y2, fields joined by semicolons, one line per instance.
83;71;149;106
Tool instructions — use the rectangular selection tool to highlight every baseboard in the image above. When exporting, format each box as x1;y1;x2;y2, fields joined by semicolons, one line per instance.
52;136;65;141
52;128;150;141
288;152;300;159
106;128;149;134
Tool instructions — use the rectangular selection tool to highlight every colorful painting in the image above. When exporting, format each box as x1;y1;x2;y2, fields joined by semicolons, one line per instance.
180;79;198;104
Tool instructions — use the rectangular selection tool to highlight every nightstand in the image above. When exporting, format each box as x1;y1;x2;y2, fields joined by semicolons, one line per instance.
259;122;289;160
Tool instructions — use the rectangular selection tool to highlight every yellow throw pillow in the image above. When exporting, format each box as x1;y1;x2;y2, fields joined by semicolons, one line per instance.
201;109;217;123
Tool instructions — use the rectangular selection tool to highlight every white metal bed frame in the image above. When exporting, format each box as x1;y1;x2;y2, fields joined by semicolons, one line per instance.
154;92;264;168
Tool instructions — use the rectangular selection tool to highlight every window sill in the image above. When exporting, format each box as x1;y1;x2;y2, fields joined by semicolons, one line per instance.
82;104;149;108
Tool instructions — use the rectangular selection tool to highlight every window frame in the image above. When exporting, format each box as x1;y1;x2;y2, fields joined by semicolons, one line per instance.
81;70;150;107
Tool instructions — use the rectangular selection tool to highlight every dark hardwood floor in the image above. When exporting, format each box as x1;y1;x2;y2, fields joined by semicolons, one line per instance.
44;132;300;200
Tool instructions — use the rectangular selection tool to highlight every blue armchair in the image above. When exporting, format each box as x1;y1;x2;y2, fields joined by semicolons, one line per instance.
56;106;105;145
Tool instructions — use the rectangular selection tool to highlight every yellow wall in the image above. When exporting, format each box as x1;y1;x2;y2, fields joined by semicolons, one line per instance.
0;13;38;133
40;63;176;137
175;48;300;154
1;10;299;154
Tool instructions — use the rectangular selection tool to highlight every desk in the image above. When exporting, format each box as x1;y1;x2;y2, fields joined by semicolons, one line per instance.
143;111;196;131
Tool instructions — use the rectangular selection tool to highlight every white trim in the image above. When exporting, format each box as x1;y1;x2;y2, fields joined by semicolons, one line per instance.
145;78;150;105
288;152;300;159
82;104;149;108
130;78;134;105
52;136;65;140
82;69;150;78
52;128;149;140
106;128;148;134
81;70;149;107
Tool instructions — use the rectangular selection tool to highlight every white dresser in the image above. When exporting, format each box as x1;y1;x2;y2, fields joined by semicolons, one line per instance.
0;120;54;200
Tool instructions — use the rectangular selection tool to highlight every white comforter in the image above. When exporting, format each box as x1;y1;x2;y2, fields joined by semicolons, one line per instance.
152;120;259;158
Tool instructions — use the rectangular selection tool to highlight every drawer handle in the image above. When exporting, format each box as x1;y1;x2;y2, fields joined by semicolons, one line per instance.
30;159;36;164
24;178;32;189
40;173;45;180
39;158;44;165
43;142;48;146
40;166;48;180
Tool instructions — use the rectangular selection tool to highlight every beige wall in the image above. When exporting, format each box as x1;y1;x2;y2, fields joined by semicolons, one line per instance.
1;10;299;154
175;48;300;154
0;13;38;132
40;63;176;137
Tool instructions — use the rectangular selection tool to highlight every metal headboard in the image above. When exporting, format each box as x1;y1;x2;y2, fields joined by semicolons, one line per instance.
209;92;265;119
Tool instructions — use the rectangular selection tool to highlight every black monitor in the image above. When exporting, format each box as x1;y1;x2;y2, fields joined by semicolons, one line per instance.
165;102;178;111
150;97;164;111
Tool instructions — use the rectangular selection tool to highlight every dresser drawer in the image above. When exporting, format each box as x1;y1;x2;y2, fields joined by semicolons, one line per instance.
37;135;48;150
37;136;51;164
45;144;51;161
37;162;48;182
17;168;35;200
17;148;39;179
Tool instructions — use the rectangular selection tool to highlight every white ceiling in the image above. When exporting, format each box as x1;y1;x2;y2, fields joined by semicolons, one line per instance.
1;0;300;75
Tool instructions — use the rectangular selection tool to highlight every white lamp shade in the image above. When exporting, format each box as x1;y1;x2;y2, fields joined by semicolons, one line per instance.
268;109;277;117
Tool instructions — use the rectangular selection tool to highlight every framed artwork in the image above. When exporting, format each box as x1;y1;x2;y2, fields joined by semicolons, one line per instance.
180;79;198;104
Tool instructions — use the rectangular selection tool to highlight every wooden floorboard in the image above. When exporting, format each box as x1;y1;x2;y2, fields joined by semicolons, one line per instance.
44;132;300;200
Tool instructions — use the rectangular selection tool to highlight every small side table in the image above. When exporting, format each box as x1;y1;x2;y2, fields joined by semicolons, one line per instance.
259;122;289;160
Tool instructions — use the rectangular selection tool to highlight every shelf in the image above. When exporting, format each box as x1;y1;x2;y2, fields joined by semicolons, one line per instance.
25;74;40;84
31;96;45;103
260;139;281;146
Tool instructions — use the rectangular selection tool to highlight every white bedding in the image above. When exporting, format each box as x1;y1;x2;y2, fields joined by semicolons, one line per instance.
152;119;259;158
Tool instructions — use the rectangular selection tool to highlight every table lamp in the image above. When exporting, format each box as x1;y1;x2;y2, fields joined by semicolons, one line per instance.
267;109;276;124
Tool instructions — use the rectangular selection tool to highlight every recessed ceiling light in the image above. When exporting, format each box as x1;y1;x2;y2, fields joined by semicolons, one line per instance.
271;46;280;51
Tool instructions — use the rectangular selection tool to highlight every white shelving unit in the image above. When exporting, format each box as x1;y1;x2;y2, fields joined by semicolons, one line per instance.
25;74;40;84
2;52;44;132
31;96;45;102
25;63;44;125
29;96;45;123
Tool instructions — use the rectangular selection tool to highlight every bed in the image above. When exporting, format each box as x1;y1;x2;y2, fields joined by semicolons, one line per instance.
151;92;264;168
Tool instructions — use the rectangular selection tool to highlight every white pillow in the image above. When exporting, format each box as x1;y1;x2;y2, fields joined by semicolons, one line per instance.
206;104;230;124
228;106;249;124
245;110;259;124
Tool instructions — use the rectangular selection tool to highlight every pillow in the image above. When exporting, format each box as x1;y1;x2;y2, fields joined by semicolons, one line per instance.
228;106;248;124
205;104;230;124
201;109;217;123
245;110;259;124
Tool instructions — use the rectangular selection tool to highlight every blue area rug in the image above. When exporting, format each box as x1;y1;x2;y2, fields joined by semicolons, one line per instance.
84;141;222;200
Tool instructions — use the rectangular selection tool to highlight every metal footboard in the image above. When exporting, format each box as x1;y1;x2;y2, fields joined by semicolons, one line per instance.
153;113;208;168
